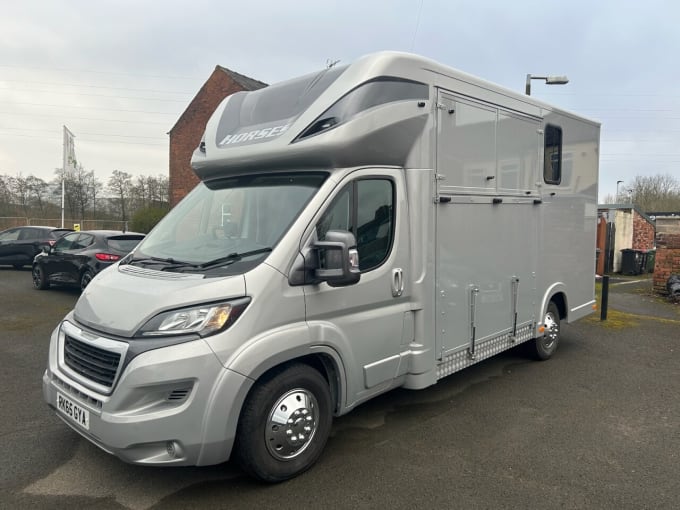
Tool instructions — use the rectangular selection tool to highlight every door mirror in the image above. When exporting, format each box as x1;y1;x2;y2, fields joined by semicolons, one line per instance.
314;230;360;287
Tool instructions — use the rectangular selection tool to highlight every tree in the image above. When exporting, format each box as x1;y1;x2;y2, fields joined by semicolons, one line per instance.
10;174;30;216
108;170;133;222
628;174;680;212
26;176;49;215
132;175;149;210
130;205;169;233
87;171;103;220
0;175;14;215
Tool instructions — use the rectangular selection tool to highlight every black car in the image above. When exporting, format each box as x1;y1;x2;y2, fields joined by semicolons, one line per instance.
0;226;74;269
32;230;145;291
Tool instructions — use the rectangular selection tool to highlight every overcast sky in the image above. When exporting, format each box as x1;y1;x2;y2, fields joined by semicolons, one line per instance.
1;0;679;201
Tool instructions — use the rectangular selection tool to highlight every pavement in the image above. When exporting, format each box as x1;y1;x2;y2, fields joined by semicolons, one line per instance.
601;273;680;321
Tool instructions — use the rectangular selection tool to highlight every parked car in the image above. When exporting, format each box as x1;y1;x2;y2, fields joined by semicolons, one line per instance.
32;230;145;291
0;226;74;269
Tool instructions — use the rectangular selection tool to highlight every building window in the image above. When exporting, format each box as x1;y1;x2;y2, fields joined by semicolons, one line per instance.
544;124;562;185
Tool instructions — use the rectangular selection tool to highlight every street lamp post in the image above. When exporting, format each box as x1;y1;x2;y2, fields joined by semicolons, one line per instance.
616;180;624;202
525;74;569;95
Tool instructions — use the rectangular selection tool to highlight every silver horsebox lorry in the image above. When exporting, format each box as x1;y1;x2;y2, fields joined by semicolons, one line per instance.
43;52;599;482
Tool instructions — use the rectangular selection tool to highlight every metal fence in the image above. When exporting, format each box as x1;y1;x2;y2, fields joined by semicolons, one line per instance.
0;217;128;231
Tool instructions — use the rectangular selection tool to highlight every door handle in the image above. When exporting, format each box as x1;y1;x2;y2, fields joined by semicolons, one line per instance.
391;268;404;297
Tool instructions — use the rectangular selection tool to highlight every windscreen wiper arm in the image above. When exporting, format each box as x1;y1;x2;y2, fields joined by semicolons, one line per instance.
198;247;272;269
129;256;197;269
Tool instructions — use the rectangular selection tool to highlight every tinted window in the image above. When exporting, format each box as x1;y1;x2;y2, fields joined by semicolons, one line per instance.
299;78;429;139
215;66;348;147
50;229;73;239
72;234;94;250
54;232;80;251
544;124;562;184
107;236;144;252
19;228;41;240
317;179;394;272
0;229;20;241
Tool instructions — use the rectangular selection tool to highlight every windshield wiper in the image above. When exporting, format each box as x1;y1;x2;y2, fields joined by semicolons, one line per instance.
198;247;272;269
129;255;197;269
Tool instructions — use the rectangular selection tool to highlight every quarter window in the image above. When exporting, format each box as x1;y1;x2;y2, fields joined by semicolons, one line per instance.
317;179;394;272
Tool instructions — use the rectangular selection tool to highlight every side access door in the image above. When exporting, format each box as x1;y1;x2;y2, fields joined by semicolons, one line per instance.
434;90;541;360
302;168;412;407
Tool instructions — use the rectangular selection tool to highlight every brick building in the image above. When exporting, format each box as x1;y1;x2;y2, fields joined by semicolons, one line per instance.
653;233;680;294
596;204;655;273
169;66;267;206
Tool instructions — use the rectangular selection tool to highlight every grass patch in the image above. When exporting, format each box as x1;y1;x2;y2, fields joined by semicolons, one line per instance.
584;308;639;329
589;280;680;327
590;281;639;328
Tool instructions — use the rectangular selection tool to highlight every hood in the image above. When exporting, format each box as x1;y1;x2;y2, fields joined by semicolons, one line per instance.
74;264;247;337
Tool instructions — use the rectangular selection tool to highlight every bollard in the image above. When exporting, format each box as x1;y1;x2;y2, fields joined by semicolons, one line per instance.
600;275;609;321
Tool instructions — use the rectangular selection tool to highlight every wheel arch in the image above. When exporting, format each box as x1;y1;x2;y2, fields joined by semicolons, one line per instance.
540;283;568;322
241;350;345;417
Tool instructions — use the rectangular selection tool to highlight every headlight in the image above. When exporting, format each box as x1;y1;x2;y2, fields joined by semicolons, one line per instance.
137;298;250;337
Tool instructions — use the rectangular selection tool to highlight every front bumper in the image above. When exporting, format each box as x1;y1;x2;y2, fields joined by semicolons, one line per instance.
42;323;252;466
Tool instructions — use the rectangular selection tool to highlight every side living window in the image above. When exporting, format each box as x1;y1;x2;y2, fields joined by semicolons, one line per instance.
316;179;394;272
544;124;562;185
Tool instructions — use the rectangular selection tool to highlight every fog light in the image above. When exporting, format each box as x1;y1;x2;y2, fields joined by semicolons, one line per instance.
166;441;176;458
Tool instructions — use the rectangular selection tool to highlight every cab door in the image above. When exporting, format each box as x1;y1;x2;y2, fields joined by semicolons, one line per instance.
303;168;412;407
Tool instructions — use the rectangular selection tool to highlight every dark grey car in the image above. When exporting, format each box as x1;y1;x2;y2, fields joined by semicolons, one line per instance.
32;230;144;291
0;226;73;269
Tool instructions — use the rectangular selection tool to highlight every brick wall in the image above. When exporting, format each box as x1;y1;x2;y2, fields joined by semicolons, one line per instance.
169;69;254;206
632;210;655;250
653;234;680;294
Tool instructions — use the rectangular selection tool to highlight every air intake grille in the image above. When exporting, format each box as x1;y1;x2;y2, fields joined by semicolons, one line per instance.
167;388;191;402
64;335;121;388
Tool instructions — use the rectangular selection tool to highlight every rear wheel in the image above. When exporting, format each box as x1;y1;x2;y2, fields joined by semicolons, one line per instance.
32;265;49;290
234;363;333;482
80;270;95;291
527;301;561;360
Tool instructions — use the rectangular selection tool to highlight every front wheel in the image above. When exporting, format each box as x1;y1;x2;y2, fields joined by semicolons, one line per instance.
32;265;49;290
527;301;561;360
234;363;333;482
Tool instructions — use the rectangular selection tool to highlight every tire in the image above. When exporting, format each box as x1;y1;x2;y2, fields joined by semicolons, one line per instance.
32;265;49;290
234;363;333;483
80;270;95;291
527;301;561;360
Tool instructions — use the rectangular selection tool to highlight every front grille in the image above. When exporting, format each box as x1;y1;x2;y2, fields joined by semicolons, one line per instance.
64;335;121;388
53;374;103;409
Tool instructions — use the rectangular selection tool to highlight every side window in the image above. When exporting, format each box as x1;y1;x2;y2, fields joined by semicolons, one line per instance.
72;234;94;250
54;233;80;251
317;179;394;272
19;228;39;240
544;124;562;185
0;229;20;241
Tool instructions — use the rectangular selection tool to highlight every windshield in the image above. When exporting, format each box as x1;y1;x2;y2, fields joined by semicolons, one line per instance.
132;172;327;274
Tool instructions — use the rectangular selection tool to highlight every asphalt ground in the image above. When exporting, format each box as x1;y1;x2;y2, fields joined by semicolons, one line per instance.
1;268;678;509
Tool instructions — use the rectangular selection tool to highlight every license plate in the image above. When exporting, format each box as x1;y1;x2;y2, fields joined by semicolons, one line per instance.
56;392;90;430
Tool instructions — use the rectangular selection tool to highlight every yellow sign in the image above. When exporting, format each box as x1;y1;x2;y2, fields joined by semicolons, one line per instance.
73;223;80;231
